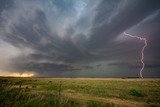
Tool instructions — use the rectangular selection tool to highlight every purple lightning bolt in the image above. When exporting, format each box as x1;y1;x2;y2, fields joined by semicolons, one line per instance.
124;32;147;78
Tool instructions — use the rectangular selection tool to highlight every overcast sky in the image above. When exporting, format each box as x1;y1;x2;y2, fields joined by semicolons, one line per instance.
0;0;160;77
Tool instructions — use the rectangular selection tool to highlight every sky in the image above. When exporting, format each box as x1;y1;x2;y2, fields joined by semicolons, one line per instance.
0;0;160;77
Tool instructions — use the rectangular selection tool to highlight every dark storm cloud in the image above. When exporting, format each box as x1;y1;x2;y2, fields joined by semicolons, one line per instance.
13;62;77;73
138;10;160;61
0;0;14;12
81;65;93;69
0;0;160;77
86;0;160;49
111;9;160;69
108;60;160;71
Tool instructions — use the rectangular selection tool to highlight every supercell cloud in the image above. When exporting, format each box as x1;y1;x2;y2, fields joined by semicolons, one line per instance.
0;0;160;77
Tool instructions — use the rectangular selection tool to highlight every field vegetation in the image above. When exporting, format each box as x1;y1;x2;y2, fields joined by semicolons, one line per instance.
0;77;160;107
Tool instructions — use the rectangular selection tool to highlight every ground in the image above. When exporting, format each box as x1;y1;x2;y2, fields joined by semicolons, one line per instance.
0;77;160;107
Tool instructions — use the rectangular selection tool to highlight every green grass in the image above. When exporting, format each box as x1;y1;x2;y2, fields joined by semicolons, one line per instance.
0;77;160;107
129;89;146;97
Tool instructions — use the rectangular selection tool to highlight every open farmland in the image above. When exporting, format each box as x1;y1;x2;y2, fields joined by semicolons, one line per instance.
0;77;160;107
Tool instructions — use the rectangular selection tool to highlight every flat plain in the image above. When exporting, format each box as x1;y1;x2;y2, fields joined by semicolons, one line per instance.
0;77;160;107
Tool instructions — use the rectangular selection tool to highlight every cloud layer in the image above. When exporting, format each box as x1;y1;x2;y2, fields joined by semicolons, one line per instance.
0;0;160;77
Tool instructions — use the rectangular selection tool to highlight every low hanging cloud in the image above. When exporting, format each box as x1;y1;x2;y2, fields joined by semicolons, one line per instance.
0;0;160;77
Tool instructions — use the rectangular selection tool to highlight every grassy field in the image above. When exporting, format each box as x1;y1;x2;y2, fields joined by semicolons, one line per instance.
0;77;160;107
